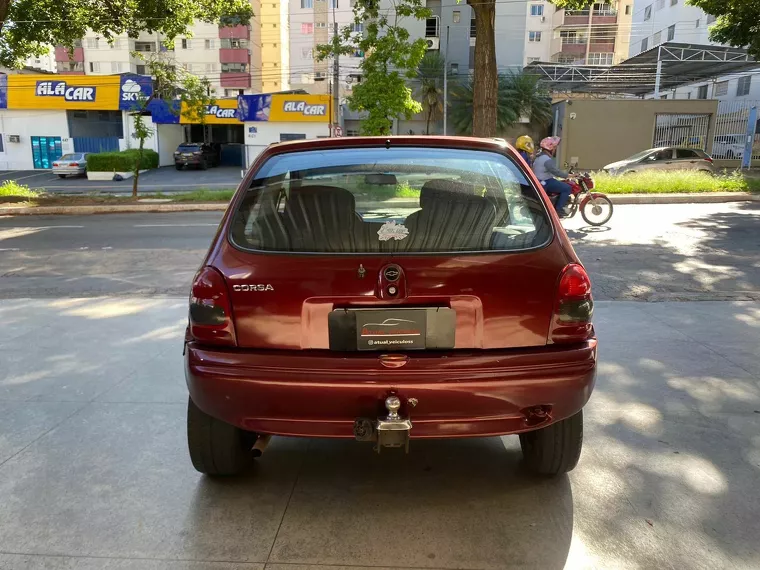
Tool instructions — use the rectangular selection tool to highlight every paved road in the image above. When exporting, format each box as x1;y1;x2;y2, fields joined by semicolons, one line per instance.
0;166;242;194
0;203;758;300
0;298;758;569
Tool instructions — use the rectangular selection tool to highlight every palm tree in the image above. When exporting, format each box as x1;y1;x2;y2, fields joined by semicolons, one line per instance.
415;52;446;135
450;71;551;136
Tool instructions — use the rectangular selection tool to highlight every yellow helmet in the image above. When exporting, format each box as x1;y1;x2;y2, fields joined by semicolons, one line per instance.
515;135;535;154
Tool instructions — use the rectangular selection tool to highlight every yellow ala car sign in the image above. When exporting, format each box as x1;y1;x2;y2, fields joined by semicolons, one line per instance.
180;99;239;124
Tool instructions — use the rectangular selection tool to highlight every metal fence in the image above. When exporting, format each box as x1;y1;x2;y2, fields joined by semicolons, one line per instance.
653;113;711;150
712;100;760;161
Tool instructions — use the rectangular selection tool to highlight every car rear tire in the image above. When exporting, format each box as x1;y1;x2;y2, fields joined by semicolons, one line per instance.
519;410;583;476
175;164;183;171
199;159;208;171
187;397;255;476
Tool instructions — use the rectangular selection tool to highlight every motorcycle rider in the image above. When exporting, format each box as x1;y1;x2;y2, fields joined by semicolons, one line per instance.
515;135;535;166
532;136;572;217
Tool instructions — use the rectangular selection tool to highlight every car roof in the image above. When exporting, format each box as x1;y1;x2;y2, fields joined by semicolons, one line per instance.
268;135;513;155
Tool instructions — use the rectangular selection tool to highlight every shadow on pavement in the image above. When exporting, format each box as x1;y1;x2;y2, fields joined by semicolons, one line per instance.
572;202;760;300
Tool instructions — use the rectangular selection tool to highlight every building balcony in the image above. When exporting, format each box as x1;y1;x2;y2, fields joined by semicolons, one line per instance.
559;42;588;55
592;15;617;25
589;42;615;52
219;48;250;64
220;72;251;88
563;14;590;26
55;46;84;62
219;25;250;39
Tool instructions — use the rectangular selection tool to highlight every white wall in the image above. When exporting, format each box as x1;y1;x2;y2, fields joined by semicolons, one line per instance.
495;0;528;70
121;113;159;154
243;121;330;166
630;0;715;57
523;1;554;64
157;124;186;166
0;109;71;170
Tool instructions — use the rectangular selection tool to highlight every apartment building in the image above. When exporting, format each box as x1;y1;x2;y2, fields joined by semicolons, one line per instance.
524;0;632;66
288;0;362;95
53;1;290;97
629;0;760;102
25;49;57;73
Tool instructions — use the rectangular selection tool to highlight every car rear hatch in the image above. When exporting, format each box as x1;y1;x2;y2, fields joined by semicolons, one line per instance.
195;143;588;352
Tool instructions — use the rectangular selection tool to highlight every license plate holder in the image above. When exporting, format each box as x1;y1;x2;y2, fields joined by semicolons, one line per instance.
328;307;455;351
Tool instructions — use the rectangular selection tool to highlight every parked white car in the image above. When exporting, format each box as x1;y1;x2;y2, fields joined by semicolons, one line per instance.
712;135;746;159
603;147;716;175
52;153;89;178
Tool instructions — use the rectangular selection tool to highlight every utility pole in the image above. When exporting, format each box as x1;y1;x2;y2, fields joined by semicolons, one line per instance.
333;21;340;133
443;25;449;136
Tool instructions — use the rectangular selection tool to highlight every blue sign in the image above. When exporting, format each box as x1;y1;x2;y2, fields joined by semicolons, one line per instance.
742;106;757;169
119;74;153;110
35;80;96;101
237;94;273;122
147;98;181;124
0;75;6;109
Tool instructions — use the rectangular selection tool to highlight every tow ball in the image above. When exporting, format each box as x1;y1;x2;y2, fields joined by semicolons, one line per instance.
353;396;413;453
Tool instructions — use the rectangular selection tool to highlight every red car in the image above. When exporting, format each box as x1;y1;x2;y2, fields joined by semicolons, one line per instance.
185;136;597;476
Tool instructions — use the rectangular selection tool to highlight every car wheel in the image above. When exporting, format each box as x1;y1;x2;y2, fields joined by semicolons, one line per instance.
57;174;67;179
187;397;255;475
519;410;583;476
175;164;183;171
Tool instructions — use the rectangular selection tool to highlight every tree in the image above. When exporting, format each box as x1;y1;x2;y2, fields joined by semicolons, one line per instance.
317;0;430;135
687;0;760;58
0;0;254;68
450;72;551;136
415;52;446;135
467;0;498;138
127;57;214;197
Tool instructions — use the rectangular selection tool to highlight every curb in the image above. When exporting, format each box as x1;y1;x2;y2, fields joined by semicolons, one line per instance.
1;192;758;216
0;203;229;216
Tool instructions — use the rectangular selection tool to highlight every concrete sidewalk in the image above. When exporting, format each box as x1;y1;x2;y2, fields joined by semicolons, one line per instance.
0;298;758;569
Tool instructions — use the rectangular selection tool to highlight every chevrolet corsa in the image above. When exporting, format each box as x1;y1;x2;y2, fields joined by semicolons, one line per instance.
184;136;597;476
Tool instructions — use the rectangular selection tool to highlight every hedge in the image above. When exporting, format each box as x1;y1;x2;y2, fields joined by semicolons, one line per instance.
87;149;160;172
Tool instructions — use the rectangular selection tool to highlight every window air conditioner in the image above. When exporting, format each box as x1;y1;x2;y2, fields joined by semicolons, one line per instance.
426;37;440;50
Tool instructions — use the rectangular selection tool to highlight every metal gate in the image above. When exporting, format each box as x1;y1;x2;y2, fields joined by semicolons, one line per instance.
711;100;760;161
72;136;120;154
653;114;711;150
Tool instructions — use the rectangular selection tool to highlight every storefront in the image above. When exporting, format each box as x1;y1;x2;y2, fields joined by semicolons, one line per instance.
0;74;152;170
0;74;332;170
236;93;332;166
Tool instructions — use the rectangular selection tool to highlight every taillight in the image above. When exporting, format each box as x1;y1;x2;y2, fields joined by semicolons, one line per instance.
549;264;594;344
69;162;79;167
52;163;59;167
189;266;236;346
705;156;713;163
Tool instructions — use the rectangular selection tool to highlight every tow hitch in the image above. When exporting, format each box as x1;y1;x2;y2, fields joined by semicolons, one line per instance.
353;396;413;453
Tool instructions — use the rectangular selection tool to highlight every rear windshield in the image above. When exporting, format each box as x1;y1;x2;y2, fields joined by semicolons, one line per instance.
230;146;552;253
179;144;201;149
59;154;82;161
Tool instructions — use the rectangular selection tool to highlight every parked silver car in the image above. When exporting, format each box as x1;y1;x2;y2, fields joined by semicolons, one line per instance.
52;153;89;178
712;135;746;159
603;147;716;175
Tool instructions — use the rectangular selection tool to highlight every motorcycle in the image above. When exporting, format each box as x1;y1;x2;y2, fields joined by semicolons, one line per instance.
548;170;614;226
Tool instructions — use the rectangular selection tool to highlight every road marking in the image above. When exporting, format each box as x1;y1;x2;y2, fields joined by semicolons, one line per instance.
102;246;113;250
0;248;21;251
0;225;85;229
133;223;219;227
12;171;53;182
0;170;24;178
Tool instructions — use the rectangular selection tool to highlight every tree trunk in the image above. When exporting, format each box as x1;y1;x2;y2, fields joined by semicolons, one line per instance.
425;104;432;135
132;139;144;198
0;0;11;32
468;0;498;137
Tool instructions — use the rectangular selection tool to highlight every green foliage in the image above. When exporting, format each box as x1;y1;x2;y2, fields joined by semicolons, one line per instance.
687;0;760;58
316;0;430;135
415;52;446;135
450;72;551;135
594;170;755;194
87;149;159;172
0;0;254;68
180;74;216;126
0;180;39;198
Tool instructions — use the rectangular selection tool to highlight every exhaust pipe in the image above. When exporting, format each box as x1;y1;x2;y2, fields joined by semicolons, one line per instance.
252;434;272;457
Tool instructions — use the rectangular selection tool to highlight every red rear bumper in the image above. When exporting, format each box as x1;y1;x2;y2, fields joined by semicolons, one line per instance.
185;340;597;438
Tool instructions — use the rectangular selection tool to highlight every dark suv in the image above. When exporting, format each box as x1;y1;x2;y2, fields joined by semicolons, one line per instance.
174;143;220;170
